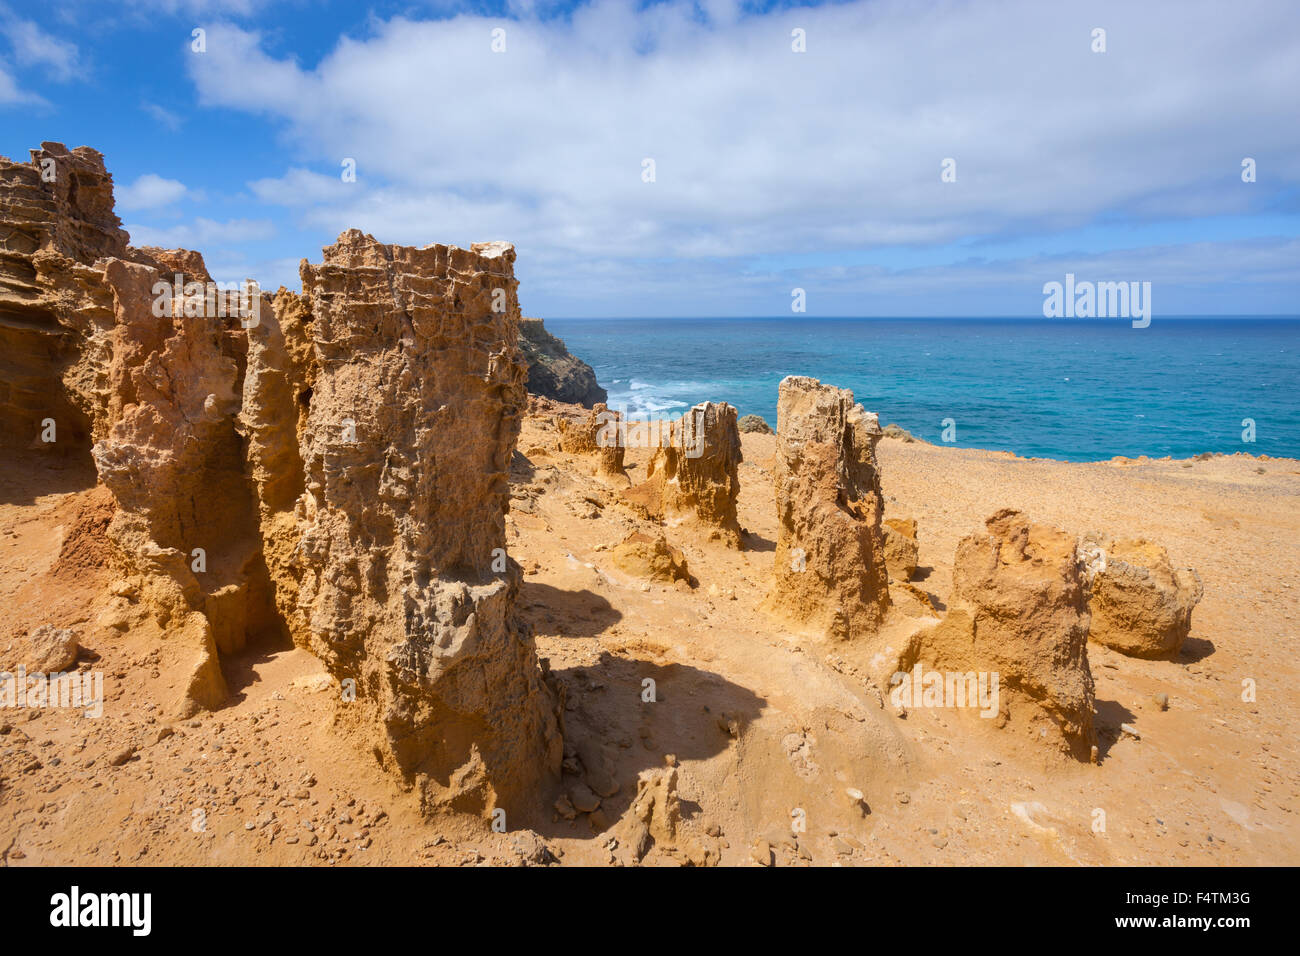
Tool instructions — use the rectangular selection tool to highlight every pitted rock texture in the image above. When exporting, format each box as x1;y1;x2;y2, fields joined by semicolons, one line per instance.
763;376;890;639
241;229;562;816
518;316;606;407
614;761;719;865
626;401;743;547
902;509;1096;761
1081;535;1203;658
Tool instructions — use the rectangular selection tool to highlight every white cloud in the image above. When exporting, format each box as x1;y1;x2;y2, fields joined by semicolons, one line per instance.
142;101;183;130
120;0;268;16
0;59;22;103
125;216;275;248
0;14;80;80
203;253;301;292
248;167;354;206
117;172;188;210
183;0;1300;312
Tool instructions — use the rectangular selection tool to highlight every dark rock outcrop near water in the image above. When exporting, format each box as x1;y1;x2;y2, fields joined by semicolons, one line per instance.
518;317;606;407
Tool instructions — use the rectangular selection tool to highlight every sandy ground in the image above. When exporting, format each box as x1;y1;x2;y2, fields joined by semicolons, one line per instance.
1;420;1297;866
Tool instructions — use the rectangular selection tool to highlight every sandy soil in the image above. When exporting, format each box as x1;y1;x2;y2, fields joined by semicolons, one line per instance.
1;422;1296;866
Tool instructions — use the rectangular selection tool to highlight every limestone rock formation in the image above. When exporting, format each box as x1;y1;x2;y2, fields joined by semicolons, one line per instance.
1081;535;1203;658
90;254;275;712
611;531;693;585
240;230;562;816
737;414;773;434
763;376;890;640
557;402;625;479
614;759;719;865
881;423;923;443
901;509;1096;760
4;142;569;817
0;144;277;713
518;316;606;407
883;517;919;582
0;143;131;457
626;401;743;547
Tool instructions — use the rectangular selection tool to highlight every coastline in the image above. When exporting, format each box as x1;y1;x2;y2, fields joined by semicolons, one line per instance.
876;432;1300;467
548;316;1300;464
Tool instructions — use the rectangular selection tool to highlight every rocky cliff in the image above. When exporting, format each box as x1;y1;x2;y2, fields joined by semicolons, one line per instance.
2;140;1236;865
517;316;606;407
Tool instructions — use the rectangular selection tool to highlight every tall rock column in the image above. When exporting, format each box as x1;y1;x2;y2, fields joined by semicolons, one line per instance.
91;254;271;713
763;376;890;639
241;230;562;817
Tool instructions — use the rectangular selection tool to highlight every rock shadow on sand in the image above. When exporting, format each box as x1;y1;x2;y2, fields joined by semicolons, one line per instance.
519;581;622;638
534;651;766;843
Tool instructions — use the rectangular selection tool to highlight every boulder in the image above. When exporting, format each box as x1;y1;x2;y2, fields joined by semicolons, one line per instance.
737;414;773;434
23;625;79;673
1081;535;1203;658
611;531;692;585
900;509;1096;760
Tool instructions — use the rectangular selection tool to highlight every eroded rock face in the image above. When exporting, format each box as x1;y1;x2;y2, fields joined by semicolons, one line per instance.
626;401;743;547
763;377;890;639
5;143;564;819
613;760;719;865
1;143;279;713
0;143;131;456
241;230;562;816
883;517;919;582
518;316;606;407
1081;535;1203;658
558;402;626;478
902;509;1096;760
91;256;274;712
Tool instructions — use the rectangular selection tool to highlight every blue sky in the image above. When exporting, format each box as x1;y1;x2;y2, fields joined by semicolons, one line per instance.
2;0;1297;317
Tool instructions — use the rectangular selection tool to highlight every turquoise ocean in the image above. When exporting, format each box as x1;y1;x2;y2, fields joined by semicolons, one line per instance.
545;318;1300;462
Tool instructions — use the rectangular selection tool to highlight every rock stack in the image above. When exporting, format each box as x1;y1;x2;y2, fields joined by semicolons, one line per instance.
763;376;890;639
